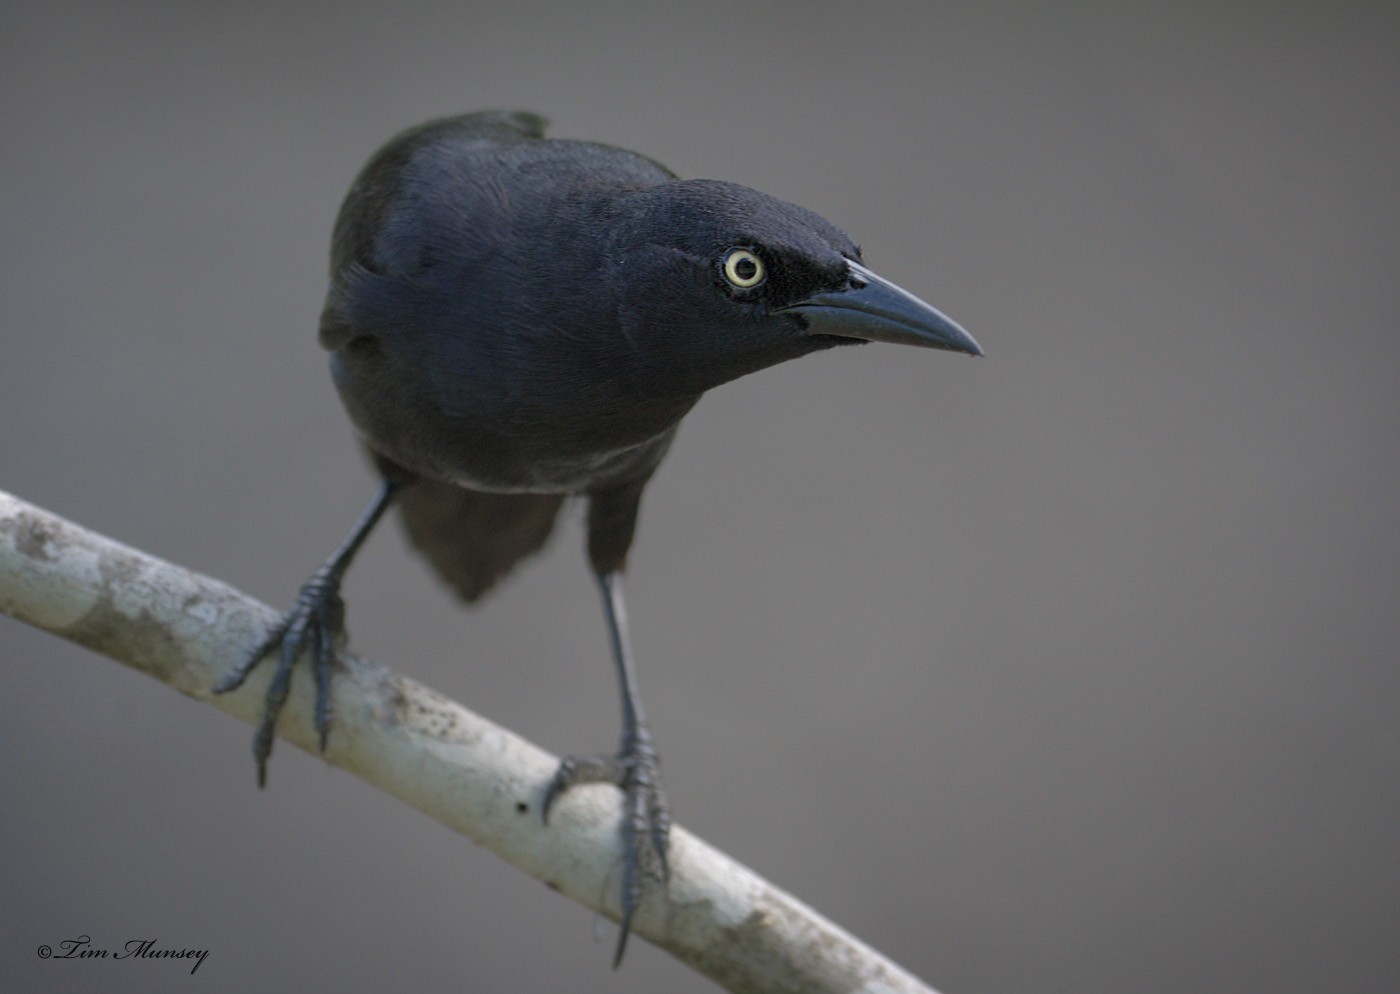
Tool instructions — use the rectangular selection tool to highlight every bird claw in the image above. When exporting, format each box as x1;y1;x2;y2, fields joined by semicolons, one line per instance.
213;568;346;785
542;732;671;966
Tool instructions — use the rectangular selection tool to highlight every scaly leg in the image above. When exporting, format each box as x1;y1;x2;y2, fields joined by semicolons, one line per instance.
214;477;402;785
542;570;670;967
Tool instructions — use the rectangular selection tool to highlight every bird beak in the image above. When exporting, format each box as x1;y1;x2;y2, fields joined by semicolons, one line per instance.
781;260;983;356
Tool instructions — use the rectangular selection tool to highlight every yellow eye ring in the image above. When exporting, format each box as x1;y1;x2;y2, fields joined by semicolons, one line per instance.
722;248;765;289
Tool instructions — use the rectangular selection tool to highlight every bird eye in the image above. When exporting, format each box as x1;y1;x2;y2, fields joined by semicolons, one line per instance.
722;248;765;289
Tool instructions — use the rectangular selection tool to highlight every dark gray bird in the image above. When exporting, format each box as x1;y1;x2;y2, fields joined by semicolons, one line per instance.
215;110;981;964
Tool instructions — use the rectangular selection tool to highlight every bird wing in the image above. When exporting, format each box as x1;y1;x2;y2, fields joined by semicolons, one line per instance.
317;115;539;353
453;109;548;141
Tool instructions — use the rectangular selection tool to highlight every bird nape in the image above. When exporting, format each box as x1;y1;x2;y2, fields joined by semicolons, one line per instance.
214;110;981;965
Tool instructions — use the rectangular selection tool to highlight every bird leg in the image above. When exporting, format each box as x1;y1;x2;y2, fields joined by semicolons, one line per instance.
542;570;670;967
214;476;402;785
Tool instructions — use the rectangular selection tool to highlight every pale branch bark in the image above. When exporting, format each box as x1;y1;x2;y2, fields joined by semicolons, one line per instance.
0;488;940;994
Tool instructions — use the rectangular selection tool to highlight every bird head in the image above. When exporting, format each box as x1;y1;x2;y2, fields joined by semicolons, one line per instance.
608;179;981;396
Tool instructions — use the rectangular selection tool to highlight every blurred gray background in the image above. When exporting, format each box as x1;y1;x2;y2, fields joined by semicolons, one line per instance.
2;2;1397;992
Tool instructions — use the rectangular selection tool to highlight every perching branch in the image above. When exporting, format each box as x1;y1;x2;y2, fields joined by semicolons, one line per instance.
0;488;939;994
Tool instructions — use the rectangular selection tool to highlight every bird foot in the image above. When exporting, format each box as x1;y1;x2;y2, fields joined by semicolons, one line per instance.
212;567;346;786
542;729;671;966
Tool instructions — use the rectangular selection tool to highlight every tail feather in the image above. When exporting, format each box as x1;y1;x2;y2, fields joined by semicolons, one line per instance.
393;476;565;603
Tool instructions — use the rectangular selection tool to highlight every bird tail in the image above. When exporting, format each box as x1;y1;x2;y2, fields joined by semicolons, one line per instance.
385;468;565;603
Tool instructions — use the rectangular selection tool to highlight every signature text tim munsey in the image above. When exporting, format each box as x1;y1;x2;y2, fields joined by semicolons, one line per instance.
39;934;209;974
